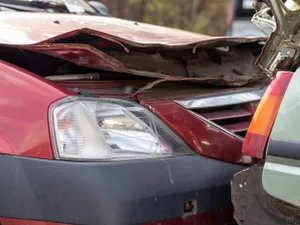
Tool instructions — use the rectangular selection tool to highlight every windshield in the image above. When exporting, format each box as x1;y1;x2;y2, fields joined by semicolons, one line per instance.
0;0;97;14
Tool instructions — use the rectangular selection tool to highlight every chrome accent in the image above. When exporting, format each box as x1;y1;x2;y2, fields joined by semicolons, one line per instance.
189;111;244;141
175;90;265;109
45;73;100;81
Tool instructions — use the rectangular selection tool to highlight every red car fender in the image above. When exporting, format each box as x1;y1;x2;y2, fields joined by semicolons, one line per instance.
0;60;73;159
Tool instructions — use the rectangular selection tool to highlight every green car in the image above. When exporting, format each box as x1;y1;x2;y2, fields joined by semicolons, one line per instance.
232;69;300;225
232;0;300;224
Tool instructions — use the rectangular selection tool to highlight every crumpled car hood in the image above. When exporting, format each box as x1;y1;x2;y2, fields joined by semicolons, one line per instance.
0;12;266;86
0;12;263;46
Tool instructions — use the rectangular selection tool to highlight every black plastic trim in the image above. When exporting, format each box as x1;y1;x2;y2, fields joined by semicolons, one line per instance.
268;138;300;160
0;154;245;225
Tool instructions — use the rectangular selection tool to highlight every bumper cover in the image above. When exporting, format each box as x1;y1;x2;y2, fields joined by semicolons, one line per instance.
232;164;300;225
0;154;244;225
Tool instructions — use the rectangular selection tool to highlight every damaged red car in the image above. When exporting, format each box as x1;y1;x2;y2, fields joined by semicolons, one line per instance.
0;2;267;225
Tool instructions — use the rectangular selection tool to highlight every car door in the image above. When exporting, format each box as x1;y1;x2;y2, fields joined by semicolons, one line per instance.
262;68;300;207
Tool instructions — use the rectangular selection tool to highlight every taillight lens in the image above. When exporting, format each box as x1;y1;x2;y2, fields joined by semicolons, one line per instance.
243;71;293;159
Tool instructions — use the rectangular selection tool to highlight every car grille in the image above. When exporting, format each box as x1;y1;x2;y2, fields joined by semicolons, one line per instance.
175;90;264;139
192;103;260;137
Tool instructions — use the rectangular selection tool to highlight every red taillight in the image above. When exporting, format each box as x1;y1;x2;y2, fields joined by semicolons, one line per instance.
242;71;294;159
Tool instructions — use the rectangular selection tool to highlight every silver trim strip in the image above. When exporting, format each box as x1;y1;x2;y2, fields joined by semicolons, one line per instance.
175;90;265;109
264;162;300;176
189;111;244;141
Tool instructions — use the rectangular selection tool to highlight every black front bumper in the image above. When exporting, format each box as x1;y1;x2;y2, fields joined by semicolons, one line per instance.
0;154;244;225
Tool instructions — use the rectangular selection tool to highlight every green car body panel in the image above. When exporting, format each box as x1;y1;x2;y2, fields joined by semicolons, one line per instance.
263;68;300;207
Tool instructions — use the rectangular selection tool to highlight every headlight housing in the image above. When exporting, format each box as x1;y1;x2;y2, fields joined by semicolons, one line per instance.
50;97;191;161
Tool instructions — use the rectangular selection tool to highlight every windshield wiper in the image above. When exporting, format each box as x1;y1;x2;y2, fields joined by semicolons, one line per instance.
0;2;45;12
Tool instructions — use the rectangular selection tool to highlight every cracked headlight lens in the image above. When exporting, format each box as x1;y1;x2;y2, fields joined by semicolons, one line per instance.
50;97;191;161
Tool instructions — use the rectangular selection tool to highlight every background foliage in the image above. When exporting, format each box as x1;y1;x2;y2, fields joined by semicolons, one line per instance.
100;0;231;36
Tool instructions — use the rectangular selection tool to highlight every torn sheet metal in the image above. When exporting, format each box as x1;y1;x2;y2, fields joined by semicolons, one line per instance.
24;44;125;71
0;12;266;87
131;77;245;97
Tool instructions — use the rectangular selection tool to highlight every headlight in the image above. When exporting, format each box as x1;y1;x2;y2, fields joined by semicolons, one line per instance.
50;97;191;161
